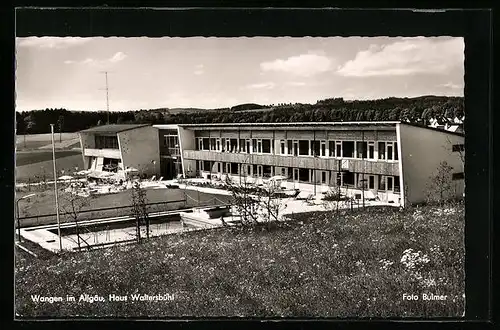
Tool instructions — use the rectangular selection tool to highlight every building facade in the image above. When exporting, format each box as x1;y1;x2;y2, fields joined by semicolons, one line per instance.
79;124;160;177
155;122;465;206
79;122;464;206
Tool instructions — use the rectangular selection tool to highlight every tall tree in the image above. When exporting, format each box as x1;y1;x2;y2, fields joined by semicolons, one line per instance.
23;114;35;148
57;115;64;143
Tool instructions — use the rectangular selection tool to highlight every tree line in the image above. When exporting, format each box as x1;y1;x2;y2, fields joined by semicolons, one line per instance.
16;96;464;135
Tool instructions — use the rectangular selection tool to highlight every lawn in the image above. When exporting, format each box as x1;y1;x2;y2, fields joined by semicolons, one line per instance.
16;185;232;227
16;133;79;151
15;154;84;183
15;204;465;318
16;150;82;166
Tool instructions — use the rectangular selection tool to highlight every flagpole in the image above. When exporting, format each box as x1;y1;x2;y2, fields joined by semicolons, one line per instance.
51;124;62;251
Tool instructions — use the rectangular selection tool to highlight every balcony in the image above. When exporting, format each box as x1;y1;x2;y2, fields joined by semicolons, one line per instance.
183;150;399;176
83;148;121;159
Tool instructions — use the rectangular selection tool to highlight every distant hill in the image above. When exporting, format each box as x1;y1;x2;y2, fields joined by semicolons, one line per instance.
230;103;267;111
16;96;464;134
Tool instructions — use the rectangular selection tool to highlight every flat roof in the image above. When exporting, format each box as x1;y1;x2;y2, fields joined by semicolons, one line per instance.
79;124;150;134
174;121;464;137
177;121;401;128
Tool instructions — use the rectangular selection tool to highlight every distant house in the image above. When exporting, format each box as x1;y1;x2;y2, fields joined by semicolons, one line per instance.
78;124;160;177
428;117;464;134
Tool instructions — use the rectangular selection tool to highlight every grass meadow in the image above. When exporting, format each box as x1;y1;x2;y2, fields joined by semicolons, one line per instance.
16;133;79;149
15;154;84;183
15;204;464;318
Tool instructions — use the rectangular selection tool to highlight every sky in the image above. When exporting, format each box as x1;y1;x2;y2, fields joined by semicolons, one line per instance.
15;37;464;112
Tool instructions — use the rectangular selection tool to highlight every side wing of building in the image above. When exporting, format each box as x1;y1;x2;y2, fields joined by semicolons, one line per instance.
398;123;465;204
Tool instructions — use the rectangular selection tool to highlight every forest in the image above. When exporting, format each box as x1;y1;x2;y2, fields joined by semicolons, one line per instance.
16;96;464;135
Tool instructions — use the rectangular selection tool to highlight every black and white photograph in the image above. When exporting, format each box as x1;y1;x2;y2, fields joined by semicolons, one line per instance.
14;11;470;319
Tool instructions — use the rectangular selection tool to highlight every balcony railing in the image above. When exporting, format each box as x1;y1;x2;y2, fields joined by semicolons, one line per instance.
83;148;121;159
183;150;399;176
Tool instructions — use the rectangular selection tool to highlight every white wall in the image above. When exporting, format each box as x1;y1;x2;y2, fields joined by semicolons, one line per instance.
398;123;465;204
118;126;160;177
178;127;196;177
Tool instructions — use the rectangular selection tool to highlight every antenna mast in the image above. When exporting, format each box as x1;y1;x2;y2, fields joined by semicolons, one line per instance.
100;71;110;124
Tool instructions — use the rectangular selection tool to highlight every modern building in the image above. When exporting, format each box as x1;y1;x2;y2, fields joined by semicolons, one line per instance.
153;122;465;206
79;122;465;206
79;124;160;177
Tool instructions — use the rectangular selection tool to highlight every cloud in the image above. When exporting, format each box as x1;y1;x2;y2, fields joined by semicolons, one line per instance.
17;37;91;49
260;53;333;77
337;37;464;77
64;52;127;67
286;81;307;87
109;52;127;63
194;64;204;75
244;82;276;90
440;82;463;90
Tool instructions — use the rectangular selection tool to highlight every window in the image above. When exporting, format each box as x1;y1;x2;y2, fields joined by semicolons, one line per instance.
293;168;299;181
452;172;465;180
394;142;399;160
343;172;355;186
203;160;211;172
336;142;342;158
298;140;309;156
230;163;238;175
356;141;367;159
386;176;394;191
378;142;386;160
217;163;221;173
95;135;119;149
230;139;238;153
246;140;251;153
321;141;326;157
287;140;293;155
368;142;375;159
216;138;221;151
197;138;202;151
452;144;465;152
387;143;394;161
378;175;386;190
209;138;216;151
263;165;272;178
321;171;327;184
293;141;299;156
252;139;257;153
202;138;210;150
239;139;246;152
329;141;335;157
298;168;309;182
222;162;227;173
311;141;320;157
394;176;401;192
225;139;230;152
280;140;286;155
342;141;355;158
281;167;287;176
262;139;271;154
368;175;375;189
257;140;262;153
